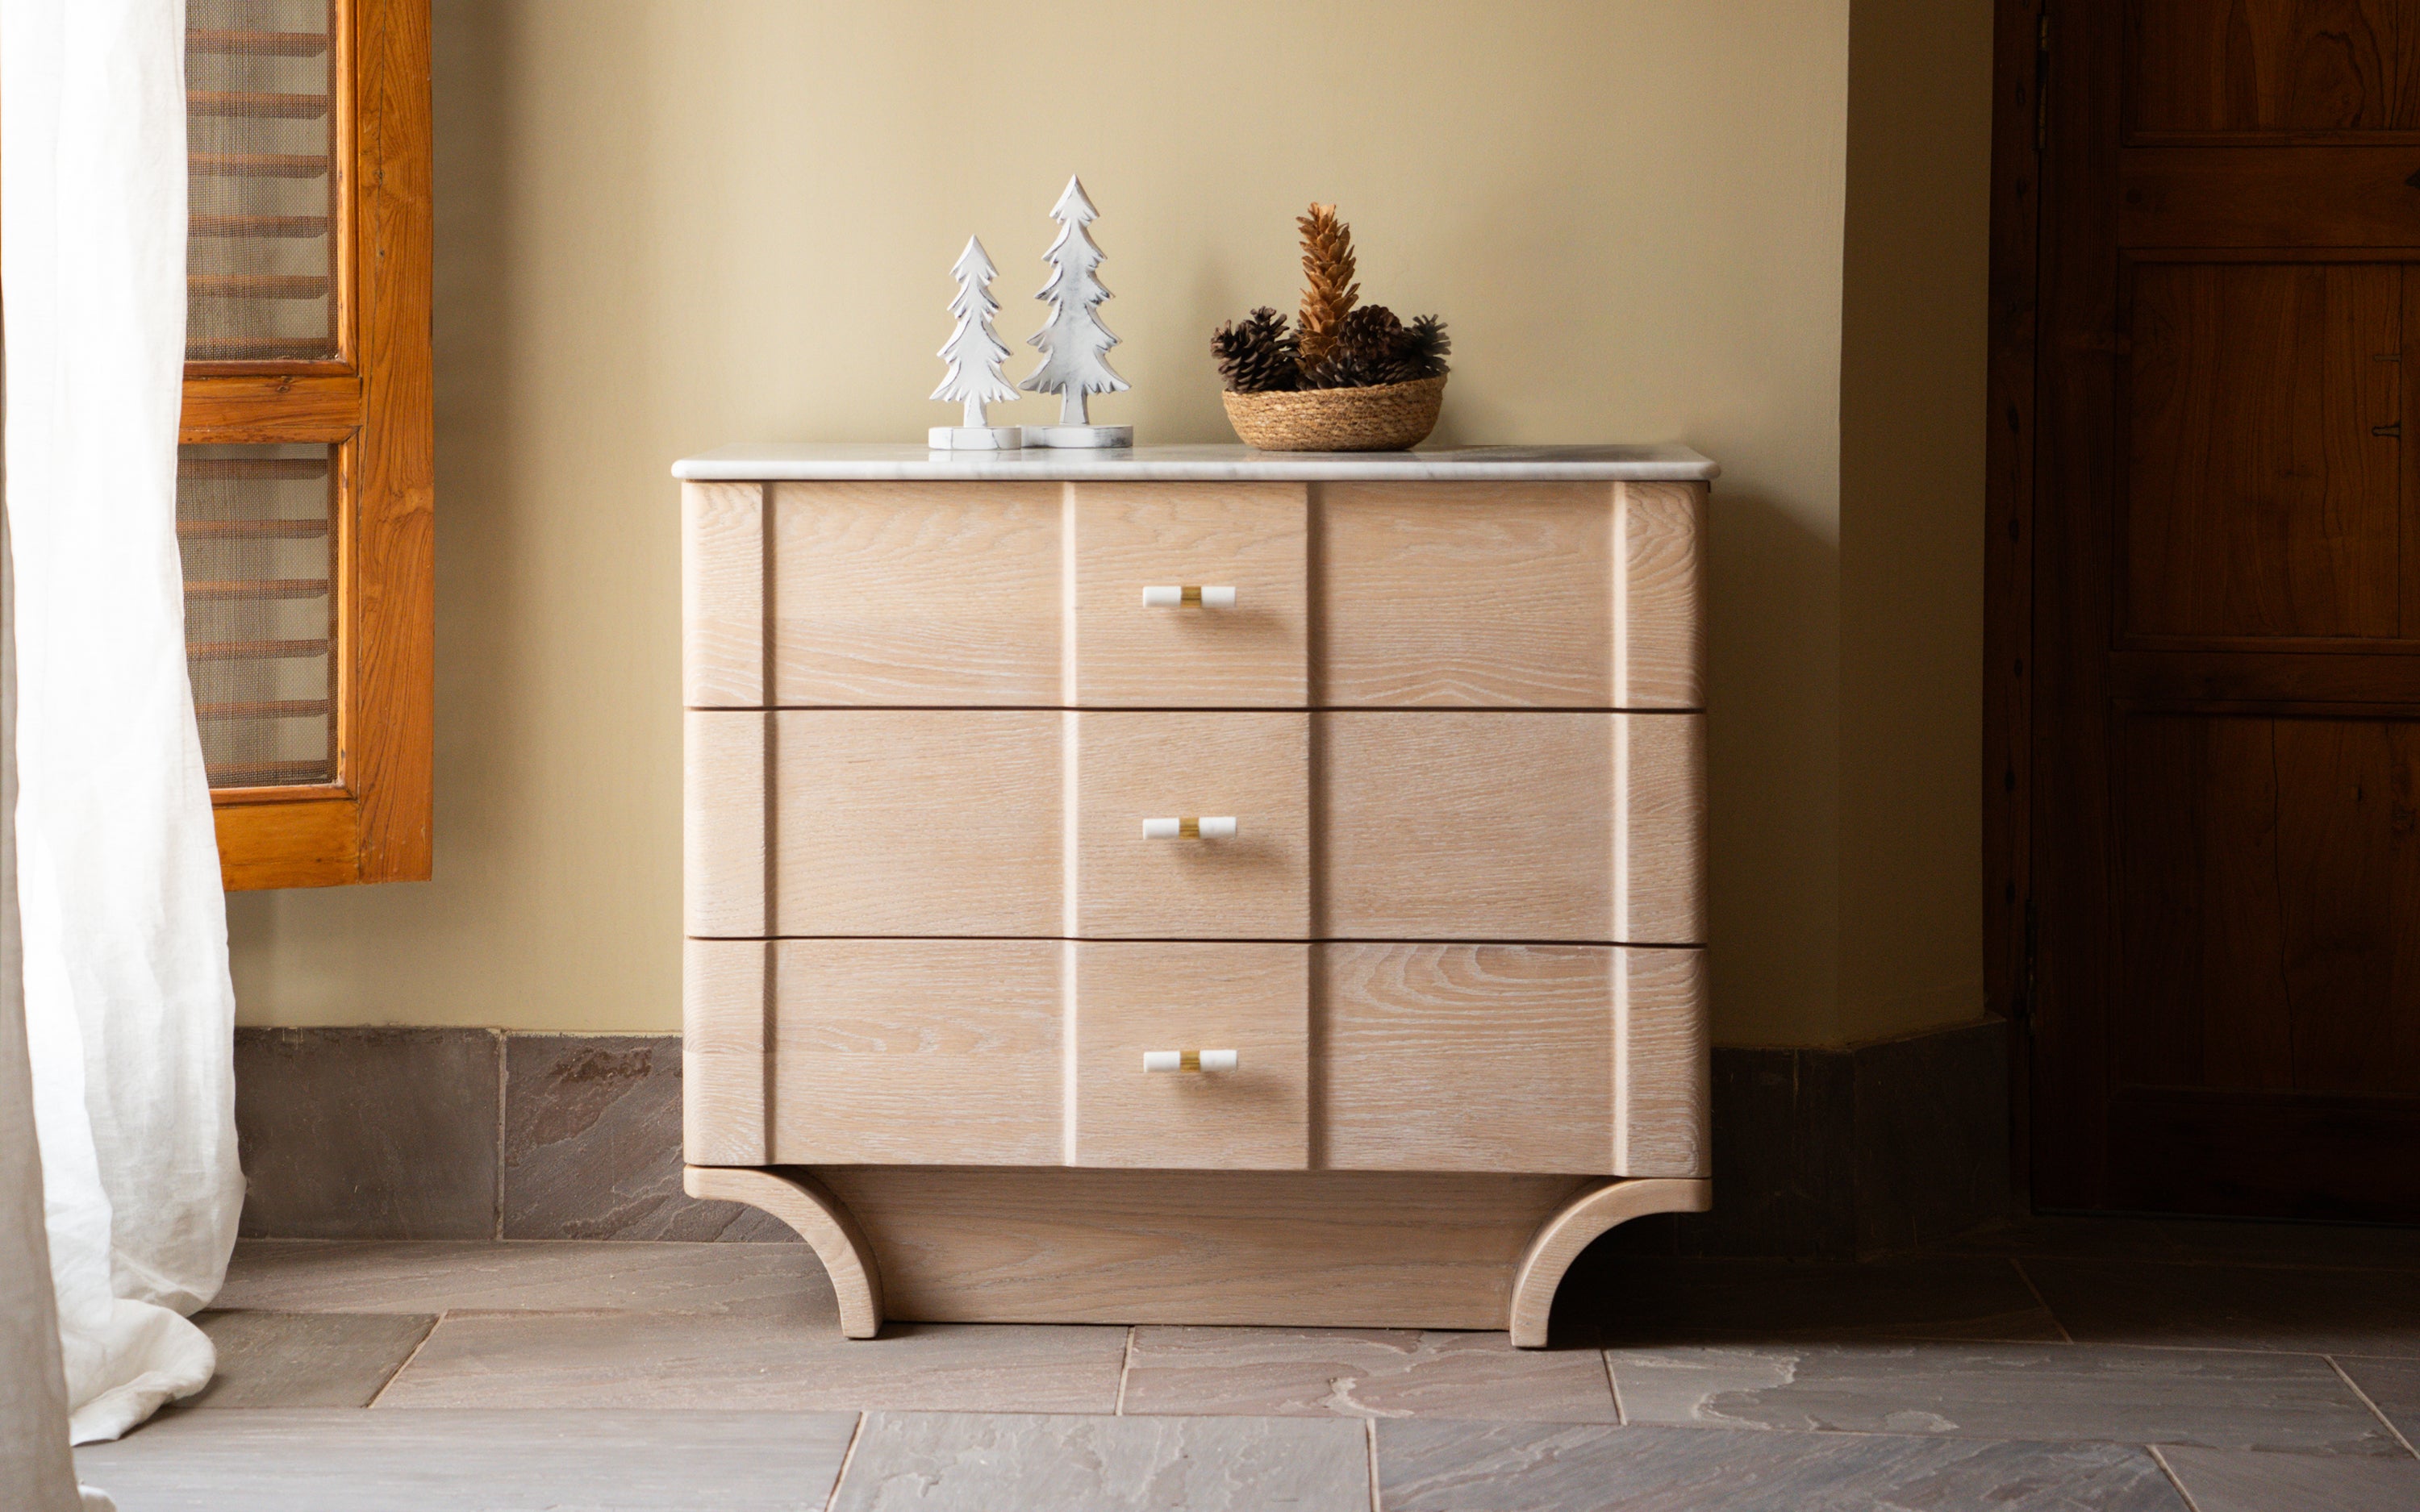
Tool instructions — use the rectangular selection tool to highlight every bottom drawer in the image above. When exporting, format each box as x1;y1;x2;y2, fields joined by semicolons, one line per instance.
685;939;1703;1177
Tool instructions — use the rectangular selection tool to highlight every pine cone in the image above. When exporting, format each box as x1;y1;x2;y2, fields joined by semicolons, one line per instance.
1211;306;1300;393
1308;304;1404;389
1295;203;1358;370
1378;313;1451;384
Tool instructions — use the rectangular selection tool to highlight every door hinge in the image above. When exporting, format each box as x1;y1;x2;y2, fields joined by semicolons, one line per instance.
2011;895;2039;1035
2035;10;2052;156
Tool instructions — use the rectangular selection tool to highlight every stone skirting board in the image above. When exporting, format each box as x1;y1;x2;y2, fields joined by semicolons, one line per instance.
232;1018;2011;1256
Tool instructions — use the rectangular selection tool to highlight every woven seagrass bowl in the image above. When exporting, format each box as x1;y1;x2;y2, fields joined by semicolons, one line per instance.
1222;374;1446;452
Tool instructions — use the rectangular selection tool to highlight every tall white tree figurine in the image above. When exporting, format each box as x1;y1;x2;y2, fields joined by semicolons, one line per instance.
1020;175;1133;448
928;235;1024;449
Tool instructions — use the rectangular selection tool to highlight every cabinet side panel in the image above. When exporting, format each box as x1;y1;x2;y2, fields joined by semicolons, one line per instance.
685;710;767;937
1613;946;1710;1177
1323;943;1615;1173
771;940;1064;1164
682;481;764;707
1613;713;1708;944
684;938;768;1164
1613;481;1707;710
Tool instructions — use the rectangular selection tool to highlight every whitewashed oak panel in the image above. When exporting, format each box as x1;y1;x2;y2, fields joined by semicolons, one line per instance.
1614;946;1710;1178
683;937;767;1165
1317;712;1706;943
769;939;1062;1165
1072;712;1311;939
682;481;764;707
1069;481;1308;706
772;710;1061;936
1320;481;1706;709
770;481;1062;705
685;710;766;937
1072;942;1310;1170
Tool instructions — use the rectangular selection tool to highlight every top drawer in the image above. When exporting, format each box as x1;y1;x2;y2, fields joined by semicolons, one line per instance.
682;478;1702;710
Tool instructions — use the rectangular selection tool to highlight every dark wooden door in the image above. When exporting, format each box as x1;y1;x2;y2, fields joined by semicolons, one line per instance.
2034;0;2420;1218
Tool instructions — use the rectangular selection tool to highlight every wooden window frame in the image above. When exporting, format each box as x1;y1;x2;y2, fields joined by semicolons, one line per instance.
182;0;432;889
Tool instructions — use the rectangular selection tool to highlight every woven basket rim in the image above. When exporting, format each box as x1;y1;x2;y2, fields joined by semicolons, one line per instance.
1220;373;1448;407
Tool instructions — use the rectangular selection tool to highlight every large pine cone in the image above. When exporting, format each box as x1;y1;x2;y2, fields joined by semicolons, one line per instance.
1296;203;1359;370
1211;306;1300;394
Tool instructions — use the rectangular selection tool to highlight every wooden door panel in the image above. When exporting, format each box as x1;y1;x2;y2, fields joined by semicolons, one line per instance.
2115;711;2420;1098
2120;148;2420;246
2130;0;2420;136
2124;261;2402;639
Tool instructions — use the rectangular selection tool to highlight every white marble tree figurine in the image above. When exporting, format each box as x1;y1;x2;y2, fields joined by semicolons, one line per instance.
928;235;1024;449
1019;175;1133;448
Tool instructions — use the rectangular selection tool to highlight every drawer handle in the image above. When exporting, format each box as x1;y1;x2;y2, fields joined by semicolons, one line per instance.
1141;585;1237;609
1144;815;1237;840
1145;1048;1239;1073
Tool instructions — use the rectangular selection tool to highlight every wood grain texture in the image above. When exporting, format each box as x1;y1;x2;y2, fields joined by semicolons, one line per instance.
1319;481;1616;706
2130;0;2420;135
1319;712;1705;943
684;710;766;938
1321;944;1617;1174
683;481;764;706
1612;481;1709;709
773;710;1061;936
683;938;767;1165
770;940;1062;1165
2125;261;2401;638
1505;1177;1713;1347
770;481;1062;705
1614;946;1709;1178
2120;147;2420;247
211;797;362;889
1072;942;1310;1170
682;1166;885;1338
1070;481;1308;706
1073;712;1311;939
815;1165;1589;1329
178;374;362;443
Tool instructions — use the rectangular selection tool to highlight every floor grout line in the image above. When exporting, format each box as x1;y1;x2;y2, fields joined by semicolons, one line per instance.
1366;1417;1382;1512
2007;1257;2075;1343
1116;1325;1136;1414
1604;1346;1626;1426
823;1410;869;1512
2328;1354;2420;1459
361;1309;446;1409
2146;1445;2203;1512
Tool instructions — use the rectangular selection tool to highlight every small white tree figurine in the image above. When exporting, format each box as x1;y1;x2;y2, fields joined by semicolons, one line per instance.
1020;175;1133;448
928;235;1024;450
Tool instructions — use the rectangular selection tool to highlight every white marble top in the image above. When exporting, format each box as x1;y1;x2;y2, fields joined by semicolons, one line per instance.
671;442;1719;483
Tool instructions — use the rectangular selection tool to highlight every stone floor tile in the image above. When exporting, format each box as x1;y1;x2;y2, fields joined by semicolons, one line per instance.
216;1239;820;1317
828;1410;1368;1512
2152;1220;2420;1272
1120;1326;1617;1422
2022;1258;2420;1356
1373;1420;2187;1512
74;1408;857;1511
2335;1355;2420;1444
502;1035;791;1241
1608;1341;2402;1454
373;1311;1126;1413
2157;1445;2420;1512
1567;1254;2061;1343
183;1312;436;1409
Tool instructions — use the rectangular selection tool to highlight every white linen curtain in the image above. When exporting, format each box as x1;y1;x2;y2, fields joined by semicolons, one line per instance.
2;0;244;1449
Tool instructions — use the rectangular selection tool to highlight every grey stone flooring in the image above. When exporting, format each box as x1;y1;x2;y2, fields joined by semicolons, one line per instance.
76;1218;2420;1510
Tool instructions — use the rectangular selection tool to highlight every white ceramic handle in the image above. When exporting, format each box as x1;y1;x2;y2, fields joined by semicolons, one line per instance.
1143;816;1238;840
1145;1049;1239;1073
1141;585;1237;609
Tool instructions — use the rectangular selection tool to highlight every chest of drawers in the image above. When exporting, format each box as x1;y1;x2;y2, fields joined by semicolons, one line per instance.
674;444;1716;1345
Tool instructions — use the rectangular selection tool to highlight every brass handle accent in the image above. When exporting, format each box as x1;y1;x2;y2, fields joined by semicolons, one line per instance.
1141;585;1237;608
1144;816;1237;839
1145;1048;1239;1073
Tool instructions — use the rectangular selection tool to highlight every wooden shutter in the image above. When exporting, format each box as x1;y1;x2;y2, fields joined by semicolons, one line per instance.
179;0;432;889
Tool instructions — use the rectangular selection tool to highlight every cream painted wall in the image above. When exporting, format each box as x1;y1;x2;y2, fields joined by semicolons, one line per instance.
226;0;1980;1048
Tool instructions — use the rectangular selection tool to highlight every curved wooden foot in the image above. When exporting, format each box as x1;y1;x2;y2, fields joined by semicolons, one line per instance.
1508;1177;1711;1347
685;1166;885;1339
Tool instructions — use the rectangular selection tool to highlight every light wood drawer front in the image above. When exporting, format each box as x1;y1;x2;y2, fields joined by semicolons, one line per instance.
770;481;1063;705
1074;712;1311;939
773;710;1062;936
1320;480;1704;709
1070;482;1308;706
1318;711;1706;943
1321;943;1707;1177
1073;942;1310;1170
